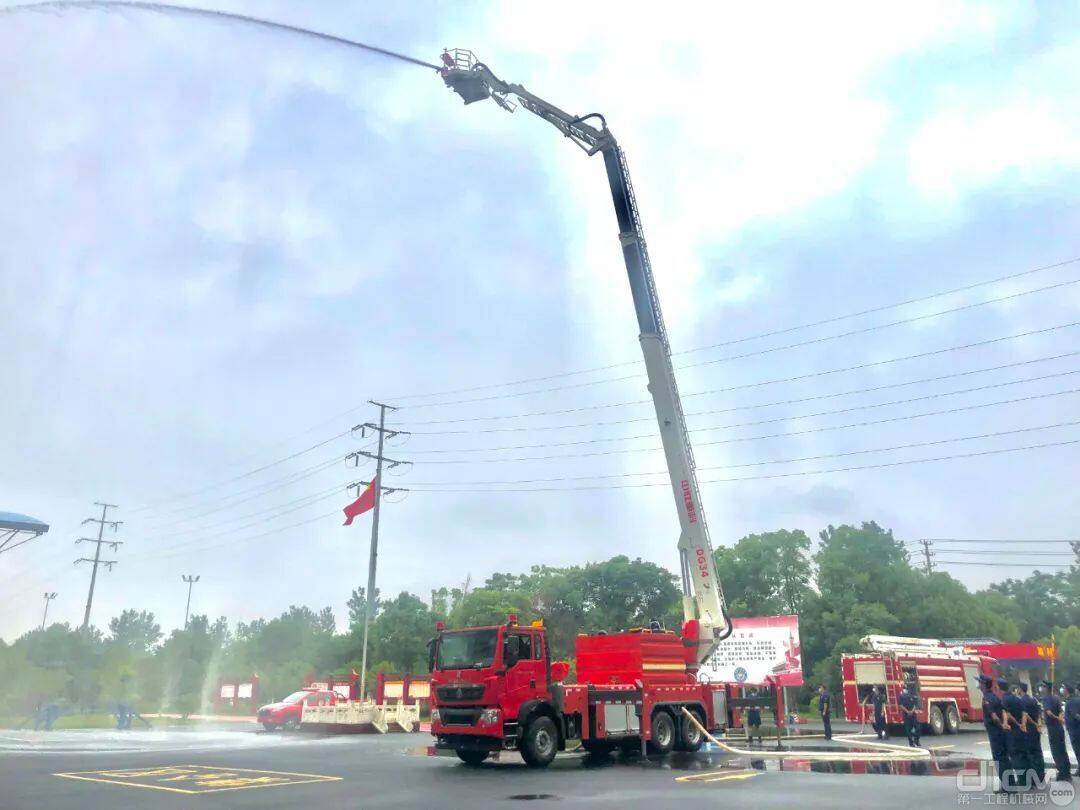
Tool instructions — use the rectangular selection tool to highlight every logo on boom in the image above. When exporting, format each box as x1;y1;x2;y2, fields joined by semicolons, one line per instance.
680;480;698;524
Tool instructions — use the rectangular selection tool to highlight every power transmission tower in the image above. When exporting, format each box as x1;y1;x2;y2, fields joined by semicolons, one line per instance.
182;575;200;628
349;401;411;700
41;592;57;630
918;539;935;574
76;502;122;631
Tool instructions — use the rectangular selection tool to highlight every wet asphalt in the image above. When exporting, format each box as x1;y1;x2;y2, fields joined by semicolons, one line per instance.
0;722;1043;809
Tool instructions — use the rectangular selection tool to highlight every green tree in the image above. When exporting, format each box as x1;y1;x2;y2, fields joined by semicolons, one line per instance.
714;529;813;617
108;610;163;652
369;592;435;674
347;587;381;630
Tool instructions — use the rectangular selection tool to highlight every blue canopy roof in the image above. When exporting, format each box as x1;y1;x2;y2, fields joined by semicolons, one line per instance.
0;511;49;533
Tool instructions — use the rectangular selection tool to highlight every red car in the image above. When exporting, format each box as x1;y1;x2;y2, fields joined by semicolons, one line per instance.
257;688;338;731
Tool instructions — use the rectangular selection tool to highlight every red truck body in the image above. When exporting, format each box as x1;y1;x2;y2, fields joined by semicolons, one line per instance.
429;617;730;767
841;651;997;734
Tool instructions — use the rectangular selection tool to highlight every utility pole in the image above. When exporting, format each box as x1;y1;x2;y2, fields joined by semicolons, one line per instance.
41;592;57;630
349;401;410;700
182;575;200;628
918;539;935;575
76;502;122;631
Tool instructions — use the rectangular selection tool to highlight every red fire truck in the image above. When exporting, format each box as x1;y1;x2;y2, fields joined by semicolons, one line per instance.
841;635;998;735
431;54;739;768
429;615;729;766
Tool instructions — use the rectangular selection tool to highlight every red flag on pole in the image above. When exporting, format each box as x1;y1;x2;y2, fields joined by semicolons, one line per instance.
343;480;377;526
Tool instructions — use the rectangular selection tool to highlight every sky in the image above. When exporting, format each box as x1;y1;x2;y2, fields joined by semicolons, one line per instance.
1;1;1078;641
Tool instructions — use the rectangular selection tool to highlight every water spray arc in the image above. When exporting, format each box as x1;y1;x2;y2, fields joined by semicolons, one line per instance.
3;1;441;71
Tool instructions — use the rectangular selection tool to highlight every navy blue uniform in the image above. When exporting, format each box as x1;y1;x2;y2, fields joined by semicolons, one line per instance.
1021;693;1046;784
1003;692;1031;789
982;690;1009;788
1042;693;1071;779
819;691;832;740
1066;694;1080;765
898;691;920;747
871;691;887;739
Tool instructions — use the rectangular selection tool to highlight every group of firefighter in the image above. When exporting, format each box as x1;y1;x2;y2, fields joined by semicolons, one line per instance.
980;675;1079;792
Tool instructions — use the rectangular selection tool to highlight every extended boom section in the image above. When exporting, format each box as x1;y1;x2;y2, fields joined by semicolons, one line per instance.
440;50;731;661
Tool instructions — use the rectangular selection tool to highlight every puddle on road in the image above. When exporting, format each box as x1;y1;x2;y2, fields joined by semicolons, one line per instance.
423;742;984;779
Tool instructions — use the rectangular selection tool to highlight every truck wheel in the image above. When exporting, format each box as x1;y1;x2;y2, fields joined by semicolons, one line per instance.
647;711;675;755
944;704;960;734
521;716;558;768
675;711;704;752
283;717;301;732
927;706;944;736
261;722;277;732
455;749;489;766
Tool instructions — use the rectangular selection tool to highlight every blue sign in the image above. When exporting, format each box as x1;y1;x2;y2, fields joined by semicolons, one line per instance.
734;667;748;683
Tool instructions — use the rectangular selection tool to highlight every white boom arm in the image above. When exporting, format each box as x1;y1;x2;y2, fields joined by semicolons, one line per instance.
440;50;732;662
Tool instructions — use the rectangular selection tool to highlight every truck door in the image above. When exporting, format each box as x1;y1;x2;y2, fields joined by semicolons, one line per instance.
503;630;544;719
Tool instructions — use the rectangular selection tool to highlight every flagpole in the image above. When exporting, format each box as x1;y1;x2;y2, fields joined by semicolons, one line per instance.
359;401;390;701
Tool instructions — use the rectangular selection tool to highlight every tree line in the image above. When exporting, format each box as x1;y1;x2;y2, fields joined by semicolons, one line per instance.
2;521;1076;720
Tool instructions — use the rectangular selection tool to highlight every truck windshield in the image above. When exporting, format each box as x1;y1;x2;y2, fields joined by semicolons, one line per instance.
282;690;312;704
436;629;498;670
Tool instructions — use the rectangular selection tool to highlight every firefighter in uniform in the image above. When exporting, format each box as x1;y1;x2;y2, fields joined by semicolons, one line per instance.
1019;682;1046;785
817;685;832;740
1040;680;1071;780
1001;679;1029;790
1065;684;1080;765
980;674;1009;791
898;682;921;747
870;685;887;740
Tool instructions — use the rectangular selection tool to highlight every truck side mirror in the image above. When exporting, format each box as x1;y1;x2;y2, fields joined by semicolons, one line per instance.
550;661;570;683
427;638;436;673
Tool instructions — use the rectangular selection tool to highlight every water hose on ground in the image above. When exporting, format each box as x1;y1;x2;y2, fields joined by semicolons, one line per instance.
680;708;931;761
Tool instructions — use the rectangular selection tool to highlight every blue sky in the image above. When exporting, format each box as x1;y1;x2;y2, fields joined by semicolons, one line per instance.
1;1;1078;639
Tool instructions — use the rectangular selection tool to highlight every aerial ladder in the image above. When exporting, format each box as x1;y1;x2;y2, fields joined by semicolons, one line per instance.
439;50;732;663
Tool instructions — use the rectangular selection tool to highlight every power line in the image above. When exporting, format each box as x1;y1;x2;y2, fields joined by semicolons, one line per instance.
129;429;353;513
132;481;353;544
128;484;356;560
911;538;1077;545
925;549;1076;556
397;350;1080;426
411;386;1080;464
936;560;1073;568
386;256;1080;403
395;279;1080;410
136;455;349;525
405;420;1080;486
151;508;343;561
405;437;1080;492
409;367;1080;437
404;321;1080;432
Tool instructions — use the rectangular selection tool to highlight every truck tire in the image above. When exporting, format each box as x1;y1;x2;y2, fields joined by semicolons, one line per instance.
283;716;301;732
944;704;960;734
520;716;558;768
455;749;489;766
261;722;277;732
647;711;675;755
927;705;944;736
675;711;704;752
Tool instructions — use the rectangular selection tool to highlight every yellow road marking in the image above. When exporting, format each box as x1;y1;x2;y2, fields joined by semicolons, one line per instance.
54;764;343;795
676;768;759;783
